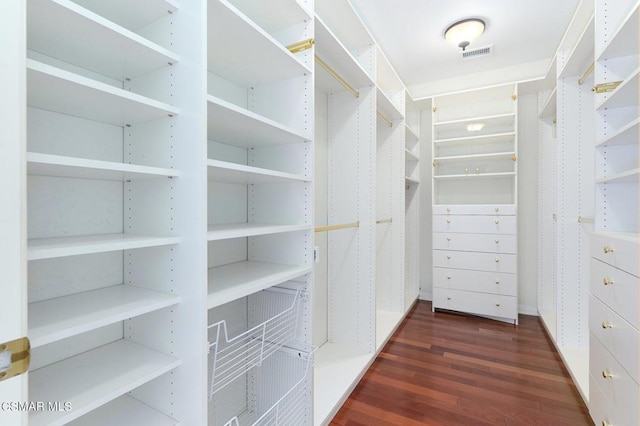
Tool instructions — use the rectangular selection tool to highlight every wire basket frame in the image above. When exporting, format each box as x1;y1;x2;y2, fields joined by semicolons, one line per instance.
223;346;315;426
208;287;304;398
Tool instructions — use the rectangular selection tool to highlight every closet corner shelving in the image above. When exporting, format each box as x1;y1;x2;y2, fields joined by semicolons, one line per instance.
589;1;640;424
405;93;421;312
431;83;519;325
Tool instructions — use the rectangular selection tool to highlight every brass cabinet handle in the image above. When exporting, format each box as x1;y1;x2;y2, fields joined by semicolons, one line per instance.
495;207;499;212
495;280;500;285
495;258;500;263
447;219;451;224
495;220;500;224
446;208;451;212
603;278;614;286
602;421;612;426
495;302;500;307
447;255;451;260
602;370;612;379
447;237;451;241
495;239;500;243
446;275;451;280
601;321;612;329
447;295;452;300
603;246;614;254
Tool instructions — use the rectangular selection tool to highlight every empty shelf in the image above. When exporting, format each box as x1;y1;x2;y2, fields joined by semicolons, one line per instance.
207;261;311;309
434;172;515;180
596;168;640;184
70;0;178;31
596;68;639;110
596;118;640;147
27;59;179;126
29;340;181;426
28;0;179;81
405;124;420;142
207;95;310;148
27;153;179;181
377;87;404;121
539;87;557;118
27;233;180;261
29;284;181;347
207;223;311;240
559;16;594;78
66;395;179;426
405;176;420;184
207;160;309;184
597;3;639;61
230;0;311;34
434;151;516;162
405;149;419;161
434;131;516;145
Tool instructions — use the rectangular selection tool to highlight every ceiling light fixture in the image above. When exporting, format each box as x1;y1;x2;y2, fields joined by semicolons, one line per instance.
444;18;485;51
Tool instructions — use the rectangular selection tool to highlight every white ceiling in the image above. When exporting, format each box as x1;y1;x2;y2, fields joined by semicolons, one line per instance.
348;0;580;97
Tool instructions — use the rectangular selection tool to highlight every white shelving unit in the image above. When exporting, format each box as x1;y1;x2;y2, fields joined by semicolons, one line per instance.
431;83;519;324
206;0;314;424
590;1;640;424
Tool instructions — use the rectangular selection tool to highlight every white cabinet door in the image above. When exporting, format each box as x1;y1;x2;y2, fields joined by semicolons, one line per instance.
0;1;28;423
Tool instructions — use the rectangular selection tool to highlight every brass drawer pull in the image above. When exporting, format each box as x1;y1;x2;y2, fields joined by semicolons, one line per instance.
447;295;452;300
601;321;612;329
495;302;500;307
603;246;614;254
495;220;499;224
495;258;500;263
446;275;451;280
495;239;500;243
495;207;499;212
447;237;451;241
447;255;451;260
495;280;500;285
447;219;451;224
603;278;614;286
601;370;612;379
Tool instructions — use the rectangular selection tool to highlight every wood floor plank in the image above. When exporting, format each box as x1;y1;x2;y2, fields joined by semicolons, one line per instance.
330;301;591;425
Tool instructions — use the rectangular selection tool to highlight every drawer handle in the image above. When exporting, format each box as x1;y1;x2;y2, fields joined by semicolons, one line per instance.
495;302;500;307
495;239;500;244
447;237;451;241
495;280;500;285
495;220;500;224
447;208;451;212
602;421;612;426
495;258;500;263
447;275;451;280
601;370;612;379
603;246;614;254
601;321;612;329
447;295;451;300
495;207;499;212
447;219;451;224
603;278;614;286
447;255;451;260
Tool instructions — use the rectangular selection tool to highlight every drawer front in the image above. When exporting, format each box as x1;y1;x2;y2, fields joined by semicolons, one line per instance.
591;233;640;277
590;335;640;426
433;267;517;296
590;294;640;384
433;232;516;254
433;250;517;273
433;288;517;321
433;205;516;216
590;373;625;426
591;257;640;328
433;215;516;234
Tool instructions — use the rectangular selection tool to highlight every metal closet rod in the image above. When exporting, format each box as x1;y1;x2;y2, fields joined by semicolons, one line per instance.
578;215;594;223
578;62;594;85
314;221;360;233
377;111;393;127
376;218;393;224
314;55;360;98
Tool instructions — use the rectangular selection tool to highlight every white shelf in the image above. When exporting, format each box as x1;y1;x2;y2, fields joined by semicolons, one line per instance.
28;0;179;81
27;153;179;181
375;310;403;352
405;124;419;142
314;0;374;55
230;0;311;34
71;0;178;31
207;223;311;241
27;233;180;261
596;68;639;110
434;172;516;180
405;176;420;184
377;87;404;121
596;117;640;147
405;149;419;161
207;159;308;184
67;395;179;426
315;16;374;94
596;168;640;184
29;284;181;348
559;16;594;79
207;261;311;308
434;112;515;127
434;151;516;162
597;3;639;61
539;87;557;119
27;59;179;126
434;131;516;145
207;0;310;87
207;95;311;148
313;342;374;426
29;340;181;426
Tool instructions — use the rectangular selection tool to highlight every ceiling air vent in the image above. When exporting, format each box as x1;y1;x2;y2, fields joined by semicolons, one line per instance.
462;45;493;60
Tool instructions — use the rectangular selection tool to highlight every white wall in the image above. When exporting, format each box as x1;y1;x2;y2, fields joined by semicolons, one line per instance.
418;93;540;316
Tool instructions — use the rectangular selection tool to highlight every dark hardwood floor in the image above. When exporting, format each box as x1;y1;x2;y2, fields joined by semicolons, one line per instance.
331;301;591;426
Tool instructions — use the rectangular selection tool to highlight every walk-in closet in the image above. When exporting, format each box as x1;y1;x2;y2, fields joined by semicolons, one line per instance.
1;0;638;425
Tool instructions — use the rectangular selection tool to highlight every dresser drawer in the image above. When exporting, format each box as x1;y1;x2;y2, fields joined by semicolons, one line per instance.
433;250;517;273
433;288;517;321
433;267;517;296
433;215;516;234
433;204;516;216
433;232;516;254
590;334;640;426
591;257;640;329
590;373;625;426
590;295;640;384
591;233;640;277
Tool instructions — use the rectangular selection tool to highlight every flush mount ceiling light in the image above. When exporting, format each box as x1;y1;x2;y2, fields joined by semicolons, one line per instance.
445;19;485;51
